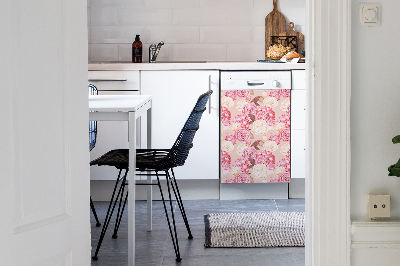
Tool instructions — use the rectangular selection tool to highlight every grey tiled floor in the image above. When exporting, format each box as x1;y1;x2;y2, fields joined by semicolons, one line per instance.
91;199;305;266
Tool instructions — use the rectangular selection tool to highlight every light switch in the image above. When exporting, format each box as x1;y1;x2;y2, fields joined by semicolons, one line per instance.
359;3;381;26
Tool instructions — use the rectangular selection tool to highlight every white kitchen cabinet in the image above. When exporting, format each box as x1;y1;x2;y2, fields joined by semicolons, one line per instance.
141;70;220;180
291;70;306;179
88;70;141;180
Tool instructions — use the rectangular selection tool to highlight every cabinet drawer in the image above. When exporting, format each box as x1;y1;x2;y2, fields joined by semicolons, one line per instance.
292;70;306;90
88;71;140;91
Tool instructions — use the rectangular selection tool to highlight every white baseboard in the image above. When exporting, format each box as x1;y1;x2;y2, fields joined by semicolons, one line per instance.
90;179;220;201
289;178;305;198
220;183;288;200
90;179;305;201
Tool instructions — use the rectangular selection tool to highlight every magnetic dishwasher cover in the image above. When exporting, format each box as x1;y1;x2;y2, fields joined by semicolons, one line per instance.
220;71;291;184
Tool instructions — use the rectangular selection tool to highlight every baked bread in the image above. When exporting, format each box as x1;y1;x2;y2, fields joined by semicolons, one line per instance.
283;52;305;59
267;44;292;60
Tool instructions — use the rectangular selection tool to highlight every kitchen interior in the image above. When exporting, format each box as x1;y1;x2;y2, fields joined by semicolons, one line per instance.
88;0;306;265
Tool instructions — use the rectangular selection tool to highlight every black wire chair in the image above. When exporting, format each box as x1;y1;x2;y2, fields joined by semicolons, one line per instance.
90;90;213;262
89;84;101;227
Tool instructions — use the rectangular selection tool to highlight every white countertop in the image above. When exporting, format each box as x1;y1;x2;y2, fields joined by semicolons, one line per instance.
89;62;306;71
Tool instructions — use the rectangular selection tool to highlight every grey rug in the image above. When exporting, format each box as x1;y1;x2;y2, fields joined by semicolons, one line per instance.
204;212;305;248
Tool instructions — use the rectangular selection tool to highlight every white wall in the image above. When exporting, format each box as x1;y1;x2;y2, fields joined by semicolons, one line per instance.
87;0;305;62
351;0;400;220
351;1;400;264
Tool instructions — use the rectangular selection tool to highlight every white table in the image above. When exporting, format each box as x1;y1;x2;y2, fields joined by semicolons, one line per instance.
89;95;152;266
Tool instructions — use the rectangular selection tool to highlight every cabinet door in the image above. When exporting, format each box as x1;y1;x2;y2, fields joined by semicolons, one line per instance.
141;70;219;180
291;129;306;178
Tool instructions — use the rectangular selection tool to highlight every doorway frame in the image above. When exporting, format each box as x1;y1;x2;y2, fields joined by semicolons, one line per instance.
306;0;351;265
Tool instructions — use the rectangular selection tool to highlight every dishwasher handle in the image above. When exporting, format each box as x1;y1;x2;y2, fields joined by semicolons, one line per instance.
247;81;265;86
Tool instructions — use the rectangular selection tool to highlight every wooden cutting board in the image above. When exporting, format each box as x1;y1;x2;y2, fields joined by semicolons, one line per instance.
279;22;304;52
265;0;286;59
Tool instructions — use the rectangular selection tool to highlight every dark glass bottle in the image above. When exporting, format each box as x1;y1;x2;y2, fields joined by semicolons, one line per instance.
132;35;142;63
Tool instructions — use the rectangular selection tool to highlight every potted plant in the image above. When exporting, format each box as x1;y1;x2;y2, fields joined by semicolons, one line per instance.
388;135;400;176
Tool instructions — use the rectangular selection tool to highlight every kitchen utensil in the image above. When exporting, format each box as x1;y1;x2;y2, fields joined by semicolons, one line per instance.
265;0;287;59
279;22;304;52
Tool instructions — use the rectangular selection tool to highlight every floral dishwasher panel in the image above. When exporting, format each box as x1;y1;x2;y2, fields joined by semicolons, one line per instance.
221;89;290;184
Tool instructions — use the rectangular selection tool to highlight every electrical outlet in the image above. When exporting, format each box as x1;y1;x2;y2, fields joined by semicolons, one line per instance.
368;194;391;219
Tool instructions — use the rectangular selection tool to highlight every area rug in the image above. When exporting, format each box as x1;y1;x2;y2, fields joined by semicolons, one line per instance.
204;212;305;248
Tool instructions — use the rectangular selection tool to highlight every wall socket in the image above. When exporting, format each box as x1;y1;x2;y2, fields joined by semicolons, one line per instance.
367;194;391;220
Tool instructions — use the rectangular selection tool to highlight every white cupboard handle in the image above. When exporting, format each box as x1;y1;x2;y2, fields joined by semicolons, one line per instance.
208;75;212;114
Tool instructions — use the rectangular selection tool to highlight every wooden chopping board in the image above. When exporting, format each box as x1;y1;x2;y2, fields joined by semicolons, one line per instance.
265;0;286;59
280;22;304;52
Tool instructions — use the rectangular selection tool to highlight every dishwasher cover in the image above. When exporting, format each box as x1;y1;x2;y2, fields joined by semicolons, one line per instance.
221;89;290;183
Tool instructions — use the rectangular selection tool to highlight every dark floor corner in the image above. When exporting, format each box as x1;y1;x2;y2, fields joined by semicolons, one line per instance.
91;199;305;266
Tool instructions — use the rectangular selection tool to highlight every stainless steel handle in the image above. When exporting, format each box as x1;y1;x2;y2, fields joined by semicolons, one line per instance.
247;81;264;86
208;75;212;114
88;79;127;82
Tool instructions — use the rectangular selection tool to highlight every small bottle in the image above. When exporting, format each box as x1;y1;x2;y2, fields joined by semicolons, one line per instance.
132;35;142;63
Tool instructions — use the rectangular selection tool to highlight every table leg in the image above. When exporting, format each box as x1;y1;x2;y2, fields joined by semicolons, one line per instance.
146;105;153;231
128;112;136;266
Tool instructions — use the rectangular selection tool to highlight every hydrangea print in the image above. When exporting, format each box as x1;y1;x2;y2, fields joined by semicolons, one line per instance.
236;90;251;100
221;151;231;170
220;89;291;184
233;114;251;129
235;172;251;183
235;128;251;145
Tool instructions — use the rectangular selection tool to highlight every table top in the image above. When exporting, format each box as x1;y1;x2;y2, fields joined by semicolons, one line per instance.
89;95;152;112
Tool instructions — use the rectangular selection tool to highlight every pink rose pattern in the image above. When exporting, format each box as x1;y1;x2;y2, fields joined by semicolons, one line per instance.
221;89;291;183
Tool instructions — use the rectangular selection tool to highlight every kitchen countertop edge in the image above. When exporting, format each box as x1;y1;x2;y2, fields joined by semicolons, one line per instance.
89;62;306;71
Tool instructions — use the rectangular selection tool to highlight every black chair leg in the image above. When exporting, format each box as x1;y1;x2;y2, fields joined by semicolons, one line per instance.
90;196;101;227
92;169;128;261
168;169;193;239
156;171;182;262
112;179;128;239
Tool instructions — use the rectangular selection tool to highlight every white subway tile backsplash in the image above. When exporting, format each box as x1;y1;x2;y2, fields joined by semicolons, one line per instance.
87;8;91;26
146;0;199;9
88;44;91;62
173;8;226;26
91;26;146;43
200;0;253;8
224;0;253;8
227;43;264;61
118;44;132;61
91;0;146;8
200;26;252;44
280;1;306;25
227;8;266;26
253;0;306;26
119;8;173;26
173;44;226;61
252;26;265;44
91;44;119;61
199;0;228;8
88;0;305;62
91;7;118;26
147;26;199;44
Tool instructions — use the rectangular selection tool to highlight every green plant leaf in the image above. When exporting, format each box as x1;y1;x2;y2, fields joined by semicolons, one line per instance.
388;158;400;177
392;135;400;144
